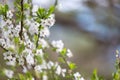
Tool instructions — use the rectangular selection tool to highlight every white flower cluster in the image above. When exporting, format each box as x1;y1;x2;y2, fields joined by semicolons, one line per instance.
0;16;21;50
25;15;55;37
74;72;85;80
4;69;14;79
0;8;55;79
41;14;55;28
52;40;73;58
34;61;67;77
0;3;84;80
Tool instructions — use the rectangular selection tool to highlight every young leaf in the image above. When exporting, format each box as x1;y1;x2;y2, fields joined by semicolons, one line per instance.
18;74;26;80
69;62;76;70
14;37;19;45
46;6;55;18
91;70;104;80
18;43;25;54
60;48;67;57
23;3;30;10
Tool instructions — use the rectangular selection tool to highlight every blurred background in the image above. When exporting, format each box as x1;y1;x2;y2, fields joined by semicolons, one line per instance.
1;0;120;79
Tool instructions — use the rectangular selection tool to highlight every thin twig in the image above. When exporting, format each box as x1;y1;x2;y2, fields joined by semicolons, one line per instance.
0;45;8;51
19;0;24;40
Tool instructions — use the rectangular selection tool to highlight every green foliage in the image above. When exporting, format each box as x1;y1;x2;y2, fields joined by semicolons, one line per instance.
36;6;55;20
34;55;43;64
23;3;30;10
18;74;26;80
46;6;55;18
37;8;46;19
18;72;33;80
58;57;65;63
112;55;120;80
113;70;120;80
0;4;9;17
14;37;19;45
34;34;38;45
18;43;25;54
68;62;76;70
60;48;67;57
91;70;104;80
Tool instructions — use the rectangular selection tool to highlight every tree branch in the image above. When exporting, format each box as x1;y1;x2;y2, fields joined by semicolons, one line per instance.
0;45;8;52
19;0;24;40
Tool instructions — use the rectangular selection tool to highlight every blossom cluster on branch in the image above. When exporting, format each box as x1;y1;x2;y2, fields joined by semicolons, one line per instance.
0;0;84;80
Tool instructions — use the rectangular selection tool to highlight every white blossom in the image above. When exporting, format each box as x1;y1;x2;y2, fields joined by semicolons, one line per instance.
40;27;50;37
6;57;16;66
74;72;84;80
23;32;29;41
4;69;14;78
55;65;61;75
38;38;49;48
80;77;85;80
55;65;66;77
0;39;6;48
36;49;44;57
25;40;35;49
47;61;55;69
32;5;39;12
6;19;12;25
34;65;42;72
3;51;13;60
7;10;13;19
29;22;39;35
26;53;34;65
18;57;24;65
40;62;47;69
32;77;35;80
43;74;48;80
25;19;31;26
61;69;66;77
51;40;64;52
23;48;32;54
0;18;6;29
8;24;14;29
15;24;21;32
3;51;16;66
22;66;28;73
41;14;55;28
32;5;39;16
66;49;73;58
29;25;38;35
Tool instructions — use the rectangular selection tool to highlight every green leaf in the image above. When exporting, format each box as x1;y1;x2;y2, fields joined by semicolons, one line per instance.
69;62;76;70
37;8;46;19
7;47;14;52
19;72;33;80
46;6;55;18
91;70;104;80
4;4;9;12
0;4;9;16
14;37;19;45
18;43;25;54
16;4;21;10
58;57;65;63
18;74;26;80
91;70;99;80
34;34;38;44
35;55;43;64
26;72;33;79
60;48;67;57
112;70;120;80
37;45;42;49
24;3;30;10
